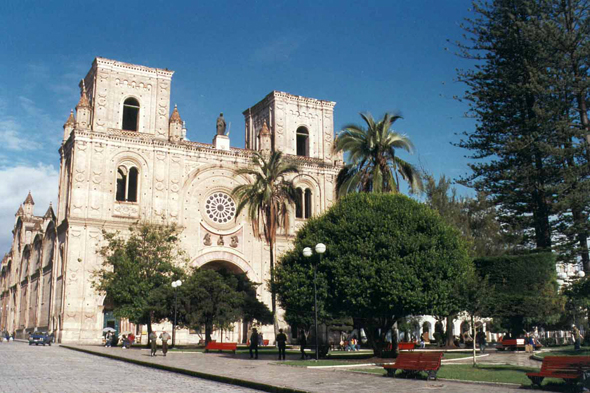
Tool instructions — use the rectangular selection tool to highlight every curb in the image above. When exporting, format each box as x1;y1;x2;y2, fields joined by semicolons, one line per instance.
60;345;307;393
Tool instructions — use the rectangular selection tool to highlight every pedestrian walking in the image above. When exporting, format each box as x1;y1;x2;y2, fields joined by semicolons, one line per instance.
276;328;287;360
159;331;171;356
249;328;259;359
299;330;307;359
149;331;158;356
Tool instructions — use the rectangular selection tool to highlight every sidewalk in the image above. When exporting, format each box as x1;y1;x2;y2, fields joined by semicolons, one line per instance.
61;345;522;392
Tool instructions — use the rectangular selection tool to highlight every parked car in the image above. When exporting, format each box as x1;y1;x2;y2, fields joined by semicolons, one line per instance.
28;332;51;346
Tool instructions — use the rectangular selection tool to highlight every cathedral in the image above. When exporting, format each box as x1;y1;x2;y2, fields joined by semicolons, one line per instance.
0;57;343;344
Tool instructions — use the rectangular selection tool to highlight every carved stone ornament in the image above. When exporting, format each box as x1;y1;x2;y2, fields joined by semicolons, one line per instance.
217;236;224;246
113;203;140;218
230;235;238;248
203;233;212;246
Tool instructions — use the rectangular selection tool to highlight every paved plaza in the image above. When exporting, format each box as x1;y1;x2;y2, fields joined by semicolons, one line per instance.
0;342;257;393
0;341;549;392
59;344;527;392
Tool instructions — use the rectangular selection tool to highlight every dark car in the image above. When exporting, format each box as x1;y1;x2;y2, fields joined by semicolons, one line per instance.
28;332;51;346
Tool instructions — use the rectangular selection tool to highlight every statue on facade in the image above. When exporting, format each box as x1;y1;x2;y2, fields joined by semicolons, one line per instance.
216;113;226;136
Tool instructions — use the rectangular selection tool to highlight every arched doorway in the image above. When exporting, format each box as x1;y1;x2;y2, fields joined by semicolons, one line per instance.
102;296;119;340
192;254;256;344
422;321;432;342
460;321;471;344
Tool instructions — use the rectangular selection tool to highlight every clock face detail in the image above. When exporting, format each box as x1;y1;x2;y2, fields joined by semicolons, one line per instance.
205;192;236;224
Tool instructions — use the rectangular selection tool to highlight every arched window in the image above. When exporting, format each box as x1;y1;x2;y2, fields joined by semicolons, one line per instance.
296;127;309;157
115;165;139;202
295;186;313;219
304;189;312;218
295;188;303;218
122;98;140;131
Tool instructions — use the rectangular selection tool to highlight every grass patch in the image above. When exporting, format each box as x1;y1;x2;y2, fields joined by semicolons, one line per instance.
282;360;360;367
442;353;474;360
536;345;590;358
354;364;567;388
169;347;205;352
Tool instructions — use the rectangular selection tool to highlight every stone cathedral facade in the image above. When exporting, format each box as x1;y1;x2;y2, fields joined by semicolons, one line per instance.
0;58;343;344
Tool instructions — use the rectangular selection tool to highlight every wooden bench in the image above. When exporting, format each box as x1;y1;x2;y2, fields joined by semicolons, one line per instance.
496;338;524;351
204;342;237;354
383;351;443;380
398;342;415;351
526;356;590;388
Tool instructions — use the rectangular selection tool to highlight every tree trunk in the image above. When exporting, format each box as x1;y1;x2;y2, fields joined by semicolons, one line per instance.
269;237;279;339
146;312;153;348
471;314;477;367
445;315;456;347
205;322;212;344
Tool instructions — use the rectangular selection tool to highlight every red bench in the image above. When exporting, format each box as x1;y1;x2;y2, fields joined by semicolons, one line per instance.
383;351;443;380
526;356;590;387
398;342;415;351
204;342;237;354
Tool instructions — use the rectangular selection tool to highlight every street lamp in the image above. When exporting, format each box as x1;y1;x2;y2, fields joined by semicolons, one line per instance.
303;243;326;361
171;279;182;348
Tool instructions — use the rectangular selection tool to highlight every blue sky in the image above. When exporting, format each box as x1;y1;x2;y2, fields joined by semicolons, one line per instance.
0;0;477;250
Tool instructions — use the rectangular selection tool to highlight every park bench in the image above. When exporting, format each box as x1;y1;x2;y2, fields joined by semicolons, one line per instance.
204;341;237;354
246;339;270;346
398;342;415;351
526;356;590;388
496;338;524;351
383;351;444;380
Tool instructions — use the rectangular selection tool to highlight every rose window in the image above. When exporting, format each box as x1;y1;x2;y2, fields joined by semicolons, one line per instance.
205;193;236;223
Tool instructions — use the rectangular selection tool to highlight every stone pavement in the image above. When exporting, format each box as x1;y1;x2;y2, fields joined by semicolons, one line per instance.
0;341;256;393
62;344;529;392
443;349;541;368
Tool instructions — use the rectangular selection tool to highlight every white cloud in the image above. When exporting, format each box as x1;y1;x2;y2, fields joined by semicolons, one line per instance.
0;97;42;151
251;35;303;64
0;164;59;252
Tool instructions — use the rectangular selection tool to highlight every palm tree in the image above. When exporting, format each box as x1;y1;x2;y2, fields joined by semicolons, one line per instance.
231;151;299;335
334;112;423;196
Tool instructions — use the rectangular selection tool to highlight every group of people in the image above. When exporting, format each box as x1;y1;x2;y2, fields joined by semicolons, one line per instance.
2;331;13;342
248;328;289;360
148;330;171;356
339;337;360;351
104;331;135;348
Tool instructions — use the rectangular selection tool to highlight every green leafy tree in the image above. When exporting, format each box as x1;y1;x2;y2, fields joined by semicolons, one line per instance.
93;222;186;337
178;268;272;344
334;113;423;196
424;173;509;346
231;151;299;336
474;252;564;336
541;0;590;272
456;0;557;250
274;193;472;356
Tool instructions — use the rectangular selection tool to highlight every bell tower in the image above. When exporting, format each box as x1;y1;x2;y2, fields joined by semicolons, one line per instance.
81;58;174;138
243;91;339;162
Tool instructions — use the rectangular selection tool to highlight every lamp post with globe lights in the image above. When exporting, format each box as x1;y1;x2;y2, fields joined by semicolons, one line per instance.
303;243;326;361
171;279;182;348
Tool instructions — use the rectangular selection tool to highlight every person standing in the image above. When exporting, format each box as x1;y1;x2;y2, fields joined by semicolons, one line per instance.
160;331;171;356
276;328;287;360
476;330;487;354
249;328;259;359
524;333;533;353
299;330;307;359
573;325;582;351
149;331;158;357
